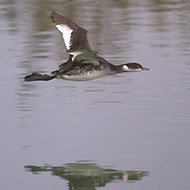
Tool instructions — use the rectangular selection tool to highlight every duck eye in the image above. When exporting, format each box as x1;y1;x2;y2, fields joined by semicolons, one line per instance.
137;66;141;68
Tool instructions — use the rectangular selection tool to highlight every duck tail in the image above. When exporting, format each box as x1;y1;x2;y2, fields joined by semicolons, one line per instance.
24;72;57;82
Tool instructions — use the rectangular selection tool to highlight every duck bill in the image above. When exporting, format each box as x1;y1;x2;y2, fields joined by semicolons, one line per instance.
142;67;150;70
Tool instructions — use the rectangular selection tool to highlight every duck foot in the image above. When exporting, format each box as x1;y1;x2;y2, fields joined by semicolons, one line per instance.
24;72;56;81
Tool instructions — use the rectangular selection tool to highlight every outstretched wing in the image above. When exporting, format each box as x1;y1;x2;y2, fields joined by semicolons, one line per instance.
71;50;100;66
50;12;92;52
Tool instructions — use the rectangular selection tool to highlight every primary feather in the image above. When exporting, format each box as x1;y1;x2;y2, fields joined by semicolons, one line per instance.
50;12;91;52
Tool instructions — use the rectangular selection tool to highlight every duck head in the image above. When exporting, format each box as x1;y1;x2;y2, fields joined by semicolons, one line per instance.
122;62;150;72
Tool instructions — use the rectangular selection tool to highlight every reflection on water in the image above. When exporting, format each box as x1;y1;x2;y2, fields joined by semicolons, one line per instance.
25;162;149;189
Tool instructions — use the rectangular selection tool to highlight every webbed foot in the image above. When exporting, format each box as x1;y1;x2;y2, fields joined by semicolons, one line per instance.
24;72;56;81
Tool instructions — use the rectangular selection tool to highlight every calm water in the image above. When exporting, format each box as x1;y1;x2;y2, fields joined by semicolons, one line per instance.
0;0;190;189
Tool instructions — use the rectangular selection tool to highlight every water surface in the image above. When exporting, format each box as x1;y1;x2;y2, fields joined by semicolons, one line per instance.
0;0;190;190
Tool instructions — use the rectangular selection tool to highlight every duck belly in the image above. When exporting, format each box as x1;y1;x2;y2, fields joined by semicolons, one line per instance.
57;70;107;81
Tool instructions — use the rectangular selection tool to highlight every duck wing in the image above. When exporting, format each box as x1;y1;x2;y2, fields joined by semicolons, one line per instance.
50;12;92;52
70;50;100;66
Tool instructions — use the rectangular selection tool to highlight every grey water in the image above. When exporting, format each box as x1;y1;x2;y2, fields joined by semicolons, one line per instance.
0;0;190;190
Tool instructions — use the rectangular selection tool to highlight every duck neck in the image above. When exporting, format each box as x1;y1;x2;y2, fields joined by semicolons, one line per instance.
113;64;126;74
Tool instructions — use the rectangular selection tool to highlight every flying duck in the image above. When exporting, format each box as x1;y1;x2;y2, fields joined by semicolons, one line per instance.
24;12;149;82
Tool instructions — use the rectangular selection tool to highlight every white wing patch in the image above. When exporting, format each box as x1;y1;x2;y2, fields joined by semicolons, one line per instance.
69;51;83;61
55;24;73;50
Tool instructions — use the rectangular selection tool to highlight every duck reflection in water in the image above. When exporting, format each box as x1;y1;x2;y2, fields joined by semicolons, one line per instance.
25;162;149;190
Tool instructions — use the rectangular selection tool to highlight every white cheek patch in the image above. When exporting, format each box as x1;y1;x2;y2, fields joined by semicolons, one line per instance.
122;65;143;72
122;65;129;71
55;24;73;50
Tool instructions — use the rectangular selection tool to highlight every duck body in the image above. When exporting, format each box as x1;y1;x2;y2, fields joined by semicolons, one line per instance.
24;12;149;82
55;51;115;81
54;50;147;81
57;63;112;81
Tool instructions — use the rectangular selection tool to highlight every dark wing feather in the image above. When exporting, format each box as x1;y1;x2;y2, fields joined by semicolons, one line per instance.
50;12;92;52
